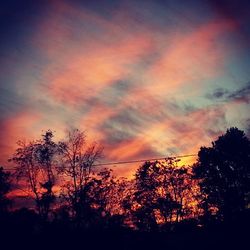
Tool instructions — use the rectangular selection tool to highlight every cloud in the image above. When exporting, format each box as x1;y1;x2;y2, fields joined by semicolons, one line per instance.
206;88;229;99
144;19;237;97
227;83;250;103
206;83;250;103
0;112;41;166
32;1;154;106
1;0;249;180
0;109;67;167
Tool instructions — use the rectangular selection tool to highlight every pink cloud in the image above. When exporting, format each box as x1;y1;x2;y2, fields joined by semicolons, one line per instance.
145;19;237;96
46;33;152;105
32;1;154;106
8;1;240;179
0;112;41;166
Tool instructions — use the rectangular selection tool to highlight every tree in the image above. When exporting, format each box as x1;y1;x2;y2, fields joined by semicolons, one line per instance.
34;130;57;218
132;158;199;231
133;161;161;231
158;160;197;222
57;129;103;222
193;127;250;221
85;169;120;217
10;130;58;219
132;160;179;230
11;140;41;213
72;168;128;229
0;167;11;214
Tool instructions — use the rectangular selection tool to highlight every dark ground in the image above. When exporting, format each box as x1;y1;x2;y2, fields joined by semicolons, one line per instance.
1;216;249;250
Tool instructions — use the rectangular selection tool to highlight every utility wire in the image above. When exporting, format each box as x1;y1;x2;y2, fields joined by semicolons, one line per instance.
2;154;196;171
93;154;196;167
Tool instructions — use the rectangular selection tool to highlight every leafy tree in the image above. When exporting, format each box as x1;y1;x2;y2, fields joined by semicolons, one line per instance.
132;160;177;230
193;127;250;221
0;167;11;214
158;161;197;222
86;169;120;217
74;169;127;229
133;161;161;231
132;159;198;230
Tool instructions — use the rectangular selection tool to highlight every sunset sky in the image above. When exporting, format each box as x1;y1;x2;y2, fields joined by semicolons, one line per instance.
0;0;250;177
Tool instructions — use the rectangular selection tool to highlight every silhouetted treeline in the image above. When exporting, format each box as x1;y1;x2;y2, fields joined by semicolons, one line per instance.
0;127;249;249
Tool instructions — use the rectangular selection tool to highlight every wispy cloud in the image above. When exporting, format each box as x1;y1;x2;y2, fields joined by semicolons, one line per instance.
206;83;250;104
0;0;249;177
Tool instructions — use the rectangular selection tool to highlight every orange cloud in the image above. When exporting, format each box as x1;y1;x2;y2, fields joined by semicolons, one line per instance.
145;19;237;96
106;138;149;160
0;112;41;166
79;104;117;142
33;1;154;106
46;34;152;105
5;1;239;180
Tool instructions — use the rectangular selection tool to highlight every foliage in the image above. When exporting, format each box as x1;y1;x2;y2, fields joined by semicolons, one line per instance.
193;127;250;221
132;158;198;230
5;126;250;232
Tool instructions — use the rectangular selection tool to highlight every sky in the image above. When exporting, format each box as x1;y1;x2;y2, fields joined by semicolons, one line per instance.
0;0;250;177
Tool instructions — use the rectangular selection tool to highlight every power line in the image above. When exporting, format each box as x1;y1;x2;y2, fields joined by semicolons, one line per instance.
93;154;196;167
2;153;196;171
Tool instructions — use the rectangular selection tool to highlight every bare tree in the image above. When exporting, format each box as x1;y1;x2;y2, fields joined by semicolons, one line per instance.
57;129;103;221
10;130;58;219
11;140;41;213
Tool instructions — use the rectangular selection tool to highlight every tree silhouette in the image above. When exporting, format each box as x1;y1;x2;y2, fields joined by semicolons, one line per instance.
2;126;250;249
57;129;103;223
10;130;58;219
11;140;41;213
157;160;198;222
133;160;174;230
0;167;11;214
70;168;127;229
132;159;199;230
34;130;57;218
193;127;250;222
133;161;161;231
86;169;120;217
